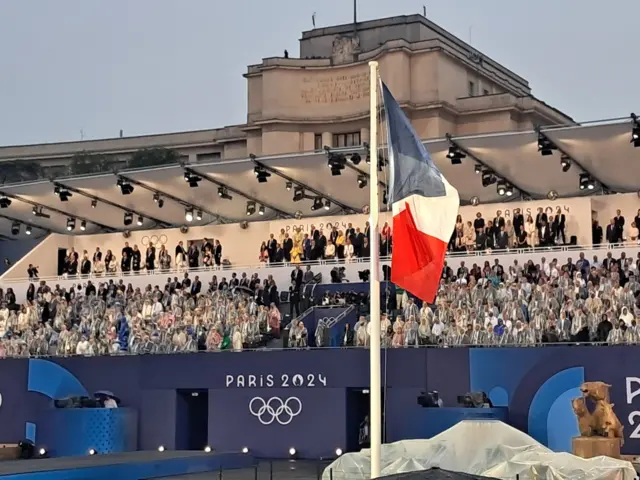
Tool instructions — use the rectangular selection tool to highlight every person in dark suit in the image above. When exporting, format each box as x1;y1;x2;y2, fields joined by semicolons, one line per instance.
291;265;303;289
187;242;199;268
614;209;625;243
535;207;547;239
268;280;279;306
354;228;365;257
121;242;133;262
475;228;487;251
513;208;524;237
214;240;222;266
492;211;505;238
473;212;485;234
364;221;370;240
341;323;354;346
93;247;102;264
606;218;617;244
496;226;509;250
274;244;284;263
191;275;202;296
145;242;156;271
239;272;250;288
635;209;640;237
553;207;566;244
302;234;312;261
131;245;142;273
268;234;277;263
592;220;603;244
538;220;552;247
80;252;92;275
289;281;300;318
283;233;293;262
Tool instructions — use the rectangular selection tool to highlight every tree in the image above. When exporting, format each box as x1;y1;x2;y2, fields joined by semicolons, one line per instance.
68;151;114;176
126;148;180;169
0;161;46;184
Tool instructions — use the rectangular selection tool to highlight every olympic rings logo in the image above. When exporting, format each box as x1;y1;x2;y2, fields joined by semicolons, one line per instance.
249;397;302;425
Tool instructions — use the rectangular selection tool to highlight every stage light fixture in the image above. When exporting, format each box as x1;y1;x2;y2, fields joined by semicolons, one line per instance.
246;201;256;216
310;197;323;211
288;447;297;458
335;448;343;456
446;145;466;164
560;154;571;172
242;447;249;454
258;205;265;216
505;184;514;197
184;171;201;188
123;212;133;226
217;186;232;200
11;222;20;235
158;198;164;208
293;186;305;202
153;193;160;203
285;181;293;191
327;153;346;176
25;225;32;235
579;173;595;190
185;209;194;222
324;199;331;211
137;216;143;226
350;153;362;165
481;170;497;187
204;446;212;453
497;181;507;196
38;447;47;456
357;175;367;189
88;448;97;455
80;220;87;231
158;445;166;452
91;199;97;208
537;132;556;156
32;207;37;215
474;164;482;174
117;178;134;195
0;196;12;208
66;218;76;231
196;210;203;221
254;166;271;183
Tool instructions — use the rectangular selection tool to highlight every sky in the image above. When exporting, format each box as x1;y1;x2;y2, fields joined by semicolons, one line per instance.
0;0;637;146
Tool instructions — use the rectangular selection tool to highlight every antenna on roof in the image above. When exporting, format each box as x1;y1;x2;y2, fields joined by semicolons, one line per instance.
353;0;357;36
119;129;123;138
80;129;85;140
312;12;316;27
423;5;426;16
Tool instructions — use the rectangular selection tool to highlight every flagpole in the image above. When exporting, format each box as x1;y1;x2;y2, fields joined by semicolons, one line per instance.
368;60;381;480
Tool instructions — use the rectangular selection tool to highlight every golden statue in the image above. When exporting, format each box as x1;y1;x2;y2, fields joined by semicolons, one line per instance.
571;382;624;446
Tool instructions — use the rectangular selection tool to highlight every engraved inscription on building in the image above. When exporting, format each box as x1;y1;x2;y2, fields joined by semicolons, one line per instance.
300;72;370;105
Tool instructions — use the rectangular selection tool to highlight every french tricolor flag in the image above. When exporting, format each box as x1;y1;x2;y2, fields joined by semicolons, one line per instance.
382;83;460;304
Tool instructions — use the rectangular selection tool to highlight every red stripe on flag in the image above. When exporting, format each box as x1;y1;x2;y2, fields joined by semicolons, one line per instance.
390;203;447;303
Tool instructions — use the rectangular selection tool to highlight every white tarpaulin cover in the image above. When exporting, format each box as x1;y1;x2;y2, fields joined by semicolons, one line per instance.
323;420;637;480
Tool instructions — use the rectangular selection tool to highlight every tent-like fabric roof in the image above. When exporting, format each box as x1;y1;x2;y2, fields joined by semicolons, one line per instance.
0;117;637;238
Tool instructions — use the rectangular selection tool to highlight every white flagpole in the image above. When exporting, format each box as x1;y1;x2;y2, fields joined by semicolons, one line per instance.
368;60;381;480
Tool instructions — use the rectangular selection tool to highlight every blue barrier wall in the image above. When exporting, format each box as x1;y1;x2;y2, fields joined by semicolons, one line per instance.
2;347;640;458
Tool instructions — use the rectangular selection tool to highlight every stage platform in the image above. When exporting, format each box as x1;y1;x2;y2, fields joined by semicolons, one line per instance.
0;450;255;480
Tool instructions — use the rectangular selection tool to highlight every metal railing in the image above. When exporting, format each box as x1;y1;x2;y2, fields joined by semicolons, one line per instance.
4;239;640;285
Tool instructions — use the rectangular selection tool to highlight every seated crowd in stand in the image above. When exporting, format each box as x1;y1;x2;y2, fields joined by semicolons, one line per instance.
332;250;640;347
258;222;393;264
0;269;296;357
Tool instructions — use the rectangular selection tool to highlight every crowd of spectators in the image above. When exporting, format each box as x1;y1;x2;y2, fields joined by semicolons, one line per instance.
259;222;393;264
335;250;640;347
0;269;293;358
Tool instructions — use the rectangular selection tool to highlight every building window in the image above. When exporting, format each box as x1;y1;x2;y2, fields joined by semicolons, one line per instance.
333;132;361;148
314;134;323;151
468;81;475;97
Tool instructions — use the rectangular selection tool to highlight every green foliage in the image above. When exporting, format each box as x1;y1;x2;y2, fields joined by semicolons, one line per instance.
68;151;114;176
0;161;46;184
126;148;180;169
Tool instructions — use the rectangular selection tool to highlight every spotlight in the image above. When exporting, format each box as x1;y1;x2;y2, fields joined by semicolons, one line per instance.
32;206;37;215
25;225;32;235
335;448;343;456
117;178;134;195
185;209;194;222
137;216;143;226
258;205;265;216
91;199;97;208
497;181;507;196
204;446;212;453
80;220;87;231
311;197;323;211
327;153;346;176
446;145;466;164
474;164;482;174
158;199;164;208
158;445;165;452
560;154;571;172
254;166;271;183
123;212;133;226
88;448;97;455
54;186;60;196
153;193;160;203
350;153;362;165
579;173;595;190
505;185;514;197
196;210;203;221
324;199;331;211
293;186;305;202
0;196;11;208
357;175;367;189
38;447;47;456
288;447;297;458
66;218;76;231
242;447;249;454
217;186;232;200
537;132;556;156
11;222;20;235
548;190;559;200
246;201;256;216
285;181;293;191
58;188;72;200
481;170;497;187
184;171;201;188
